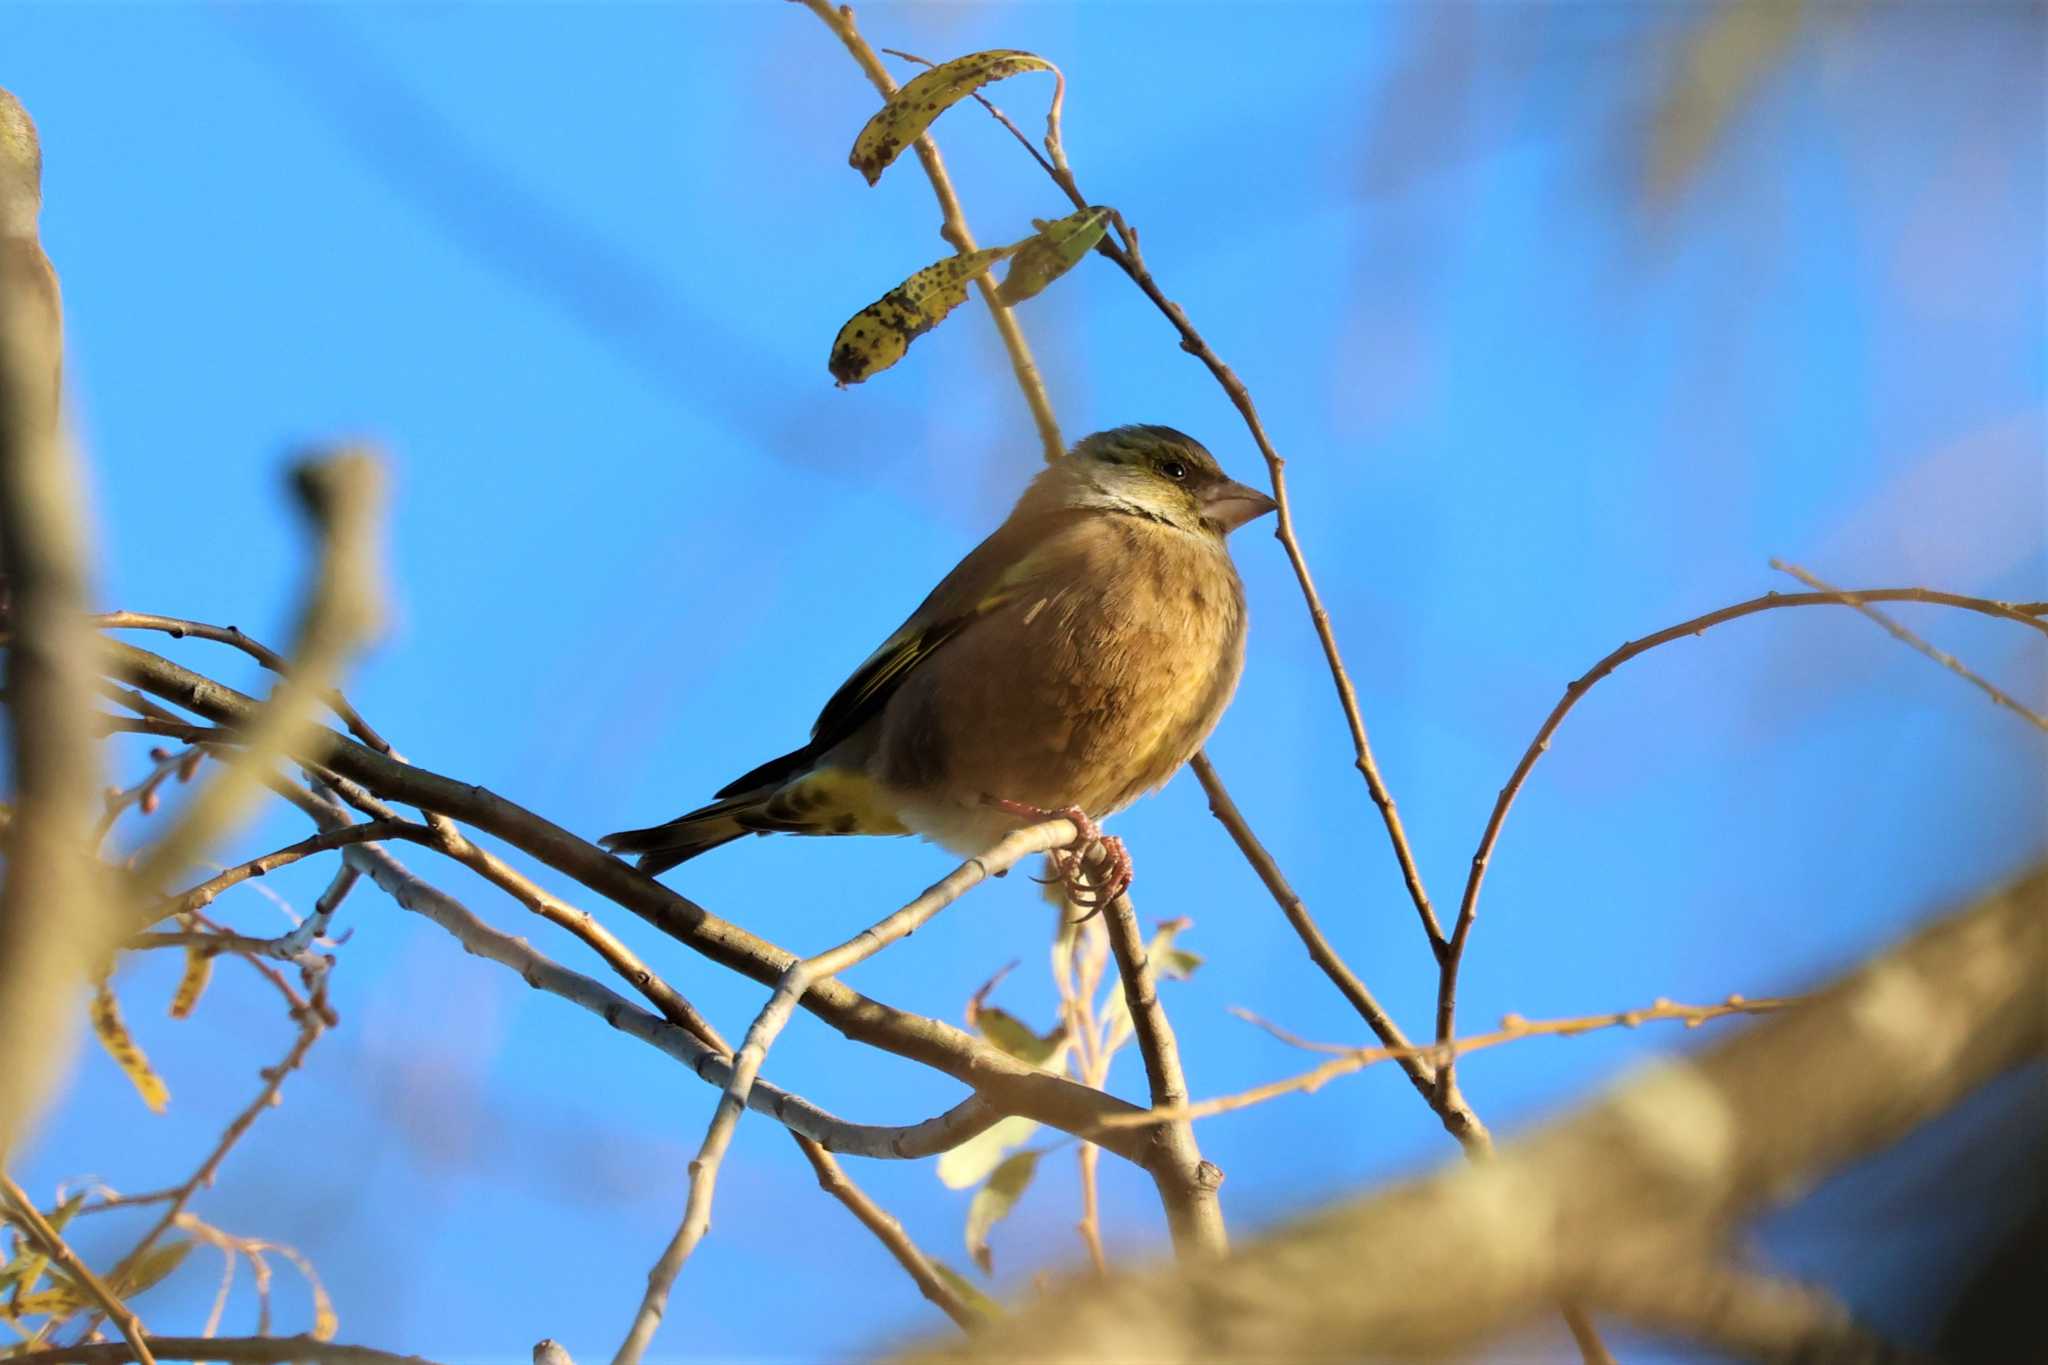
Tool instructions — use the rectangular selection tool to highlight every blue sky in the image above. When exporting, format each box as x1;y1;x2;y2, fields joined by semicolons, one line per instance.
11;4;2044;1361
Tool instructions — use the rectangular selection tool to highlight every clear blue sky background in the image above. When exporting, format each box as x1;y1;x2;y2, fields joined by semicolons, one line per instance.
10;4;2044;1362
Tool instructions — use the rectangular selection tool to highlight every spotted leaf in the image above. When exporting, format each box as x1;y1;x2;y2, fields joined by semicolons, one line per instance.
828;246;1013;386
850;50;1058;186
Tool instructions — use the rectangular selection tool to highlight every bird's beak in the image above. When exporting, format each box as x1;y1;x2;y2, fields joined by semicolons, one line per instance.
1202;478;1278;533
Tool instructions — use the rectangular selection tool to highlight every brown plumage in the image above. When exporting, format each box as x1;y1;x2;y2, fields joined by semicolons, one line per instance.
603;425;1275;876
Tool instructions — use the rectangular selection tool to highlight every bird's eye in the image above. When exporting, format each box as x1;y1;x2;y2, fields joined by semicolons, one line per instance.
1161;459;1188;481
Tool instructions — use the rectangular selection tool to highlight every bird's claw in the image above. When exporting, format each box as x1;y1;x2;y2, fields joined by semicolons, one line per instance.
986;798;1133;918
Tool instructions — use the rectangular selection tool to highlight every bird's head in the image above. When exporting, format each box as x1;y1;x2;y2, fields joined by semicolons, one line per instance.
0;89;43;235
1039;425;1277;538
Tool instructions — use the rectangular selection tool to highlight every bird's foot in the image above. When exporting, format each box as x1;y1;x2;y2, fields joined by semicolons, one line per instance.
985;799;1133;919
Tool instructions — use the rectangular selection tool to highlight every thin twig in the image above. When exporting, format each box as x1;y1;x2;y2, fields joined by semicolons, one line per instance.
153;819;416;925
127;453;385;898
1106;995;1796;1128
796;0;1065;464
1;1174;157;1365
1435;584;2048;1101
795;1139;977;1329
96;611;393;754
611;818;1083;1365
1771;560;2048;731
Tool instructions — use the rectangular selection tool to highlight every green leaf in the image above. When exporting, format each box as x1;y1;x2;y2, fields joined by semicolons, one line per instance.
965;1149;1041;1276
996;206;1111;306
850;50;1058;186
828;246;1014;386
931;1261;1005;1322
111;1238;191;1299
936;1114;1039;1191
0;1192;83;1300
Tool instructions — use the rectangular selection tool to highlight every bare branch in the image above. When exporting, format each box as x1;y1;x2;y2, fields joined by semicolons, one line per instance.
101;640;1165;1164
612;819;1082;1365
1772;560;2048;731
97;611;393;754
1108;995;1795;1127
795;1139;977;1330
1097;885;1227;1259
901;864;2044;1362
1436;584;2048;1098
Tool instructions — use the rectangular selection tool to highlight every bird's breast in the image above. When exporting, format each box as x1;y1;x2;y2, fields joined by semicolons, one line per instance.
876;517;1248;833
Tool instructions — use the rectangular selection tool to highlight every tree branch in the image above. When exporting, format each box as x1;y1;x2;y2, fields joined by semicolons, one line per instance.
101;640;1164;1165
899;863;2045;1362
3;1337;443;1365
1;1174;156;1365
613;819;1083;1365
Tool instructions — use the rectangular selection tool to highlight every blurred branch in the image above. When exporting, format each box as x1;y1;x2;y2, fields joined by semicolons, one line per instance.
796;0;1064;463
1108;994;1794;1128
1771;561;2048;732
1436;584;2048;1098
0;117;109;1161
903;863;2045;1362
1;1174;156;1365
98;611;393;754
613;819;1083;1365
4;1336;444;1365
126;452;385;899
99;639;1166;1164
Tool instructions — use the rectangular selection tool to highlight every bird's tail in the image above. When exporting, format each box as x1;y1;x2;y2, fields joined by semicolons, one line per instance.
601;764;910;877
600;795;758;876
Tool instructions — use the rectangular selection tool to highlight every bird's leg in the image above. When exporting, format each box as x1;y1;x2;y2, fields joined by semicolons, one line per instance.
984;798;1134;916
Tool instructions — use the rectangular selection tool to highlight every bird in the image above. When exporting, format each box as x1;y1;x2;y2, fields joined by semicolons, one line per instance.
602;425;1276;906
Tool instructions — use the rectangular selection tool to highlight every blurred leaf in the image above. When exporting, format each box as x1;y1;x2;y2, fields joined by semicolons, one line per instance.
0;1192;83;1298
112;1238;191;1298
5;1283;85;1319
90;977;168;1113
996;206;1111;306
1650;0;1809;197
850;50;1057;186
965;1149;1041;1276
828;246;1014;386
168;943;214;1020
937;1114;1040;1190
973;1006;1066;1067
932;1261;1005;1322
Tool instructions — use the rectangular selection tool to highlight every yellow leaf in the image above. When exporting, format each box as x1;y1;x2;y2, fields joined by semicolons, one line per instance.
996;207;1111;306
965;1149;1041;1276
168;943;214;1020
112;1238;191;1298
91;977;169;1113
828;246;1013;386
850;50;1058;186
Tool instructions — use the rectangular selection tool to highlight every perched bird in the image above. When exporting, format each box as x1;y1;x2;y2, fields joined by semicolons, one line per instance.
603;425;1276;902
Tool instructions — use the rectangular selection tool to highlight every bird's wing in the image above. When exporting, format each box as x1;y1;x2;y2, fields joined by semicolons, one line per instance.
806;506;1086;755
